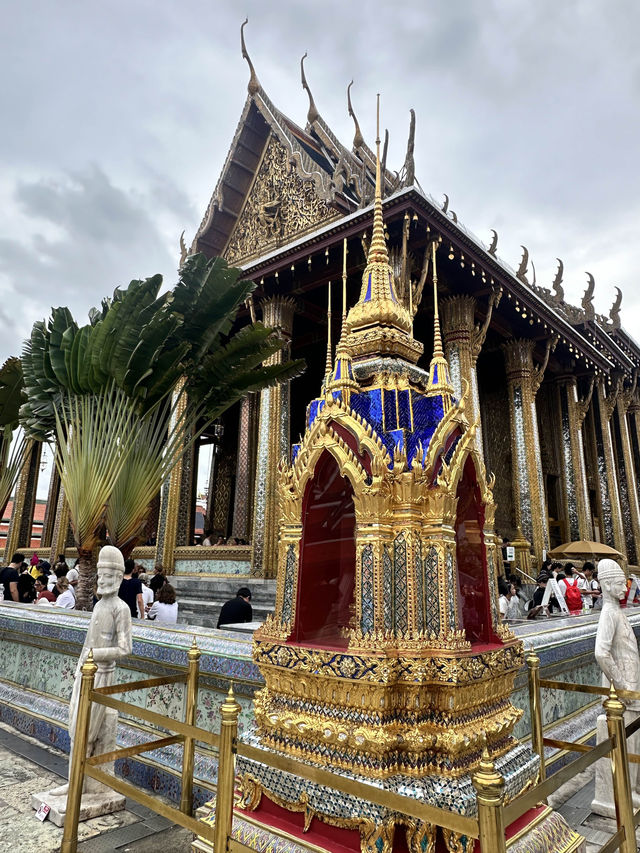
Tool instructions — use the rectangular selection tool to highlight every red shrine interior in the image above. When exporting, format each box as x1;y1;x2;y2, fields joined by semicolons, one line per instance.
293;451;356;647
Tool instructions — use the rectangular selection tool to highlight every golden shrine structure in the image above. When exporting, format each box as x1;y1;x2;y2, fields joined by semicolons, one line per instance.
5;23;638;853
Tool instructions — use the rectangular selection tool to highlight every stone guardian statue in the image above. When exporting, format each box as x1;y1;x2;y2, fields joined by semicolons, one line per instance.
591;558;640;817
32;545;132;826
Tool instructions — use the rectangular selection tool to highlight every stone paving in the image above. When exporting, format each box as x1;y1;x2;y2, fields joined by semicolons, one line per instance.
0;722;192;853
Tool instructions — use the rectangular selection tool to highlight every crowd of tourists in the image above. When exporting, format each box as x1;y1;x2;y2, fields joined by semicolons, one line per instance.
0;552;179;625
499;559;606;621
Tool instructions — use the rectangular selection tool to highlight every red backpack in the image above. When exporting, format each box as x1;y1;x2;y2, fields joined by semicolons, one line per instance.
563;577;582;612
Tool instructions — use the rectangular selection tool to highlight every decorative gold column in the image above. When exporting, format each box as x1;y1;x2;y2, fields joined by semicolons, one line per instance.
251;297;296;577
502;339;552;566
156;381;188;573
232;393;258;541
613;383;640;564
556;375;591;541
627;393;640;520
49;485;71;563
4;439;41;560
442;291;499;458
593;378;626;558
40;462;61;549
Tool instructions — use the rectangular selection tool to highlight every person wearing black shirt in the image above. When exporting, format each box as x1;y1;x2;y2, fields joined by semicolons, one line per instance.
0;553;24;602
217;587;252;628
149;565;166;596
118;559;144;618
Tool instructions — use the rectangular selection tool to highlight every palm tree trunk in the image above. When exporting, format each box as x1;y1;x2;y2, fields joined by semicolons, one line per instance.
75;547;97;611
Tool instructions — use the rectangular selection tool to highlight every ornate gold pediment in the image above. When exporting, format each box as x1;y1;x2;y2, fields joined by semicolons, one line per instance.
224;135;340;265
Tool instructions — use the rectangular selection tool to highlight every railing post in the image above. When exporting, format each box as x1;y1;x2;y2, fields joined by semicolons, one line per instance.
605;685;636;853
473;745;507;853
526;649;545;781
180;638;201;815
214;684;240;853
60;650;97;853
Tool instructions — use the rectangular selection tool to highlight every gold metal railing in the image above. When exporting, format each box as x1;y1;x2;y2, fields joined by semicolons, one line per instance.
60;644;640;853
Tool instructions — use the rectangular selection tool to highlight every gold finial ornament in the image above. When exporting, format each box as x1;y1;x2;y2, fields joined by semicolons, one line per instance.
426;240;454;403
341;96;423;364
324;280;333;379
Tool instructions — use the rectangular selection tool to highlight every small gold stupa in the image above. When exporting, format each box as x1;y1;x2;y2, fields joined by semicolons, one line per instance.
237;105;537;853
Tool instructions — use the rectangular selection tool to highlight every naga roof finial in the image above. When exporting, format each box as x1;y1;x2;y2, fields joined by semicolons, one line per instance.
347;81;365;150
488;229;498;256
552;259;564;301
609;286;622;329
240;19;260;96
582;272;596;319
300;53;319;125
402;109;416;187
516;245;529;283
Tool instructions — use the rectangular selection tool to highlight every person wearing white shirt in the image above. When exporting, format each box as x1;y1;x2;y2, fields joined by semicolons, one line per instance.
54;577;76;609
578;562;601;609
139;572;154;616
147;583;178;625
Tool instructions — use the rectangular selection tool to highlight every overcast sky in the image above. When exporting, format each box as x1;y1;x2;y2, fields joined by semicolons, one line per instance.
1;0;639;374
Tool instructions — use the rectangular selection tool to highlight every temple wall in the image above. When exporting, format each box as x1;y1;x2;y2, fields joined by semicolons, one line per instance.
58;546;252;578
1;603;639;801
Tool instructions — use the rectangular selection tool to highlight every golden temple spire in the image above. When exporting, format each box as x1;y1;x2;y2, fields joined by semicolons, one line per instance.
369;95;388;266
341;237;347;335
241;19;260;96
325;280;333;379
341;97;423;365
426;240;454;402
431;241;444;359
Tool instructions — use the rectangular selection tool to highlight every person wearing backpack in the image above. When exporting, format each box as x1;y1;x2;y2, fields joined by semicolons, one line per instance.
558;564;583;614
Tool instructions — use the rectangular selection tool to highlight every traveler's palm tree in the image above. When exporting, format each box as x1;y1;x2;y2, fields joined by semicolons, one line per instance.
0;358;28;527
21;255;304;609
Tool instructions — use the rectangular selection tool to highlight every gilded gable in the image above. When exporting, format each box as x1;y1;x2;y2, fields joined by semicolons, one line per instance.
225;135;340;265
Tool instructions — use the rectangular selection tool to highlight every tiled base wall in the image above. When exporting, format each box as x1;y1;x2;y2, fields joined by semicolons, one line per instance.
1;605;640;806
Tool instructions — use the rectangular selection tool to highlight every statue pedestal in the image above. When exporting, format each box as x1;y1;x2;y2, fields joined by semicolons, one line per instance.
591;713;640;818
31;788;125;828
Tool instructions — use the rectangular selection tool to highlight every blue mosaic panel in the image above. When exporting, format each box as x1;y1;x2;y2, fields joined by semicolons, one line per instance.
383;545;393;633
414;538;424;631
281;544;296;625
360;544;375;634
512;385;533;543
290;444;300;464
559;387;580;542
446;550;456;628
425;545;440;635
393;533;408;634
383;388;397;431
398;389;412;430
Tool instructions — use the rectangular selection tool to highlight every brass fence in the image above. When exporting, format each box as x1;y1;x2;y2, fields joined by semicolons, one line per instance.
60;643;640;853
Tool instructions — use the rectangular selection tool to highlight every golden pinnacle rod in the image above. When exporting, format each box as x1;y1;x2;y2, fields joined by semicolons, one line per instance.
432;241;444;359
325;280;332;376
342;238;347;328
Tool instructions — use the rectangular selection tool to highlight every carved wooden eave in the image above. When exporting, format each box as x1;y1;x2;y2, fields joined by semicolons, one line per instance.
238;184;615;373
612;327;640;371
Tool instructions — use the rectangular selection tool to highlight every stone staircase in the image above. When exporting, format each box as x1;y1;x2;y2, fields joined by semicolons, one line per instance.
170;576;276;630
